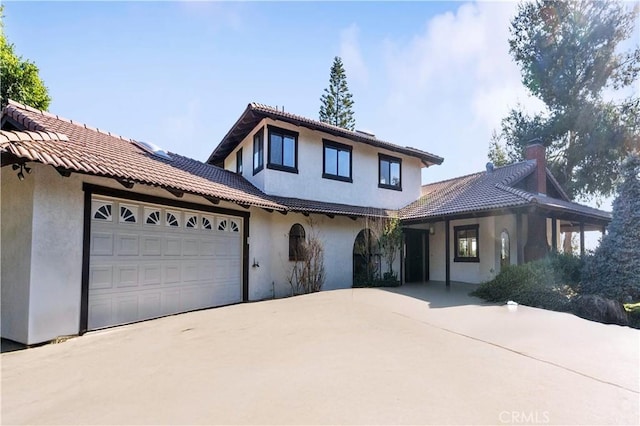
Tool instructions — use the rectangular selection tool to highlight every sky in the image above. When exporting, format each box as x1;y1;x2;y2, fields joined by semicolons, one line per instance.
3;0;550;184
3;1;637;218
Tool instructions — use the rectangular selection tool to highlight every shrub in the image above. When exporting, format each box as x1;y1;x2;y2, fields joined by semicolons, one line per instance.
625;303;640;329
582;154;640;302
471;253;579;312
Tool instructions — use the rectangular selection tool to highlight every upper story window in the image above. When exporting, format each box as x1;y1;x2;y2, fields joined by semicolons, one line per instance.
454;224;479;262
267;125;298;173
323;139;352;182
379;154;402;191
253;129;264;175
236;148;243;174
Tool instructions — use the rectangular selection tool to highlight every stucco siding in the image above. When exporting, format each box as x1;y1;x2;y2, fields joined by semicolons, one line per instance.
27;166;84;343
224;118;423;209
1;166;34;343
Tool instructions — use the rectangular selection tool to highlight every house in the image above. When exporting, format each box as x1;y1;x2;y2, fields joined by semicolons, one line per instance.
1;100;610;345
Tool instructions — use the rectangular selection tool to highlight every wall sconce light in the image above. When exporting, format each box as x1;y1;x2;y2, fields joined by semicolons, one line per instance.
252;258;260;268
429;224;435;235
12;163;31;181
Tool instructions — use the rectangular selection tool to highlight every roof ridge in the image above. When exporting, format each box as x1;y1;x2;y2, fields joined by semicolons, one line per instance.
5;100;136;144
248;101;441;159
422;170;484;188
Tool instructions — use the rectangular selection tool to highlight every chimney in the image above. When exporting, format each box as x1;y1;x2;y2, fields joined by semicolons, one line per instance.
525;142;546;195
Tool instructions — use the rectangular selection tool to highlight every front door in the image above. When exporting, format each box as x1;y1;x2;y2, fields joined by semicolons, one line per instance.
405;230;428;282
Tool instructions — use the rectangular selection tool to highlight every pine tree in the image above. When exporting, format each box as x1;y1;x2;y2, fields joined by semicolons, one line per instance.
583;153;640;301
319;56;355;130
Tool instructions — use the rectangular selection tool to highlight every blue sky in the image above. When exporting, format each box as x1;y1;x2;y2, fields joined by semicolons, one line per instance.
3;0;637;195
4;0;546;185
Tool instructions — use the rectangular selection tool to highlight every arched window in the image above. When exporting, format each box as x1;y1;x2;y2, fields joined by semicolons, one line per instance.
353;229;381;285
500;230;510;268
289;224;306;261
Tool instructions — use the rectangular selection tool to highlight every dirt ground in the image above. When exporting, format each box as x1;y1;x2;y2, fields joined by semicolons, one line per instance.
2;285;638;425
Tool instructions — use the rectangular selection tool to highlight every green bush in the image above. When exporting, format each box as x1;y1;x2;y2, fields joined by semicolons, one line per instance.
353;272;400;288
471;253;578;312
625;303;640;329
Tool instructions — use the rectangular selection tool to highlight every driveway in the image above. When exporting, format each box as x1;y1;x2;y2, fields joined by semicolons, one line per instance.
2;284;638;425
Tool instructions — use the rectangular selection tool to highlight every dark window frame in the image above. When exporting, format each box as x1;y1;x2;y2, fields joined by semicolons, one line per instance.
322;139;353;183
378;153;402;191
289;223;306;261
454;224;480;263
253;128;264;175
236;148;243;175
267;125;298;174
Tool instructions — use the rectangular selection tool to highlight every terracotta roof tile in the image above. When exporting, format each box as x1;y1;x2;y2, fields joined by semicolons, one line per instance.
1;102;285;211
272;196;394;218
208;102;444;167
400;161;610;222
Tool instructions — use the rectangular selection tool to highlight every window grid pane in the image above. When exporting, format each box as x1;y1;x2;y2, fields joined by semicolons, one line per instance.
325;147;338;175
338;150;350;177
283;136;295;167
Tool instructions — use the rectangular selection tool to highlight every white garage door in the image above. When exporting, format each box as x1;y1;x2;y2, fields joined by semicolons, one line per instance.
88;196;243;330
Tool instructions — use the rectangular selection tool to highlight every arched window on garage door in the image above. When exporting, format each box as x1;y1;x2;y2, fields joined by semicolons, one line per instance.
289;223;306;261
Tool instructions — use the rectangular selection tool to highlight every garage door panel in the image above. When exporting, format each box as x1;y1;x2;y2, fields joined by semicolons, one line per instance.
89;197;243;331
115;296;139;324
116;265;139;288
91;232;114;256
162;290;181;315
164;237;182;256
183;238;199;256
165;264;181;284
116;234;140;256
88;297;113;329
139;293;162;320
141;265;162;286
141;236;162;256
89;266;113;290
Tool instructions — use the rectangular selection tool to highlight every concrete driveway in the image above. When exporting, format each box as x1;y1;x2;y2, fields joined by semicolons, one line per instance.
2;284;638;425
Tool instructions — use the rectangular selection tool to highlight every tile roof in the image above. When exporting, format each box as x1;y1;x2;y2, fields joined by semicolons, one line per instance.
1;101;285;211
271;196;394;218
207;102;444;167
400;161;611;223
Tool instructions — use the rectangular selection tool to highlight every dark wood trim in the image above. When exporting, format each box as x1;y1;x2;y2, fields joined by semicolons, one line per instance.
243;212;250;302
445;219;450;289
516;213;524;265
267;124;298;174
115;178;134;189
378;153;402;191
400;232;405;285
236;147;243;175
204;196;220;205
453;224;480;263
322;139;353;183
81;183;252;328
79;189;92;335
253;127;264;175
56;167;71;177
551;218;558;252
580;221;585;257
82;183;251;220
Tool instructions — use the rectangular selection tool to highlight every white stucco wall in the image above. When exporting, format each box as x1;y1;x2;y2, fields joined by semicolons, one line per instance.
27;166;85;344
421;214;531;285
247;211;370;300
1;165;34;343
224;118;424;210
3;157;403;344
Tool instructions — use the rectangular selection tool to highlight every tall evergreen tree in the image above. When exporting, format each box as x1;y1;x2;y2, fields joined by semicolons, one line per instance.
489;0;639;201
0;6;51;110
319;56;355;130
583;153;640;301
